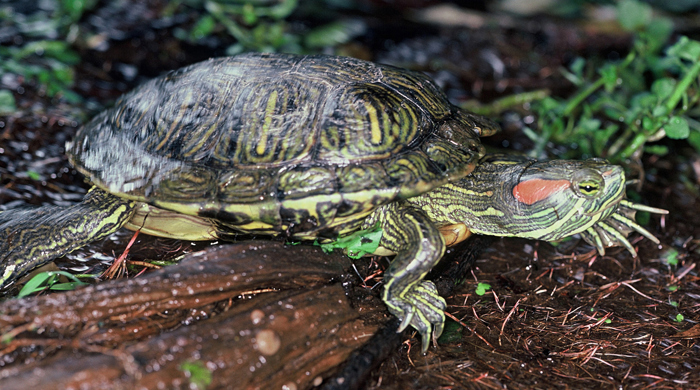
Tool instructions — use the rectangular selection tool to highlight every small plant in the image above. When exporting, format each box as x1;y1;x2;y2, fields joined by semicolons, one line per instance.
475;282;491;296
173;0;364;54
483;0;700;162
0;0;97;102
661;248;680;266
17;271;90;298
316;223;382;259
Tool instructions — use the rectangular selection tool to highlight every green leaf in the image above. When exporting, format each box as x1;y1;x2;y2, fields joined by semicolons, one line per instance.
475;282;491;296
651;106;668;117
617;0;652;31
180;361;212;390
537;96;563;114
599;64;618;92
17;273;55;298
190;15;216;40
687;130;700;153
0;89;16;114
644;18;674;54
242;3;258;25
17;271;88;298
317;224;382;259
667;36;700;62
661;248;679;266
49;281;88;290
651;78;676;101
593;124;618;156
60;0;97;23
436;318;463;344
643;144;668;156
630;92;656;110
268;0;298;20
26;170;42;180
674;313;685;322
16;41;79;64
665;116;690;139
578;117;601;132
51;64;75;84
305;20;366;49
641;116;657;132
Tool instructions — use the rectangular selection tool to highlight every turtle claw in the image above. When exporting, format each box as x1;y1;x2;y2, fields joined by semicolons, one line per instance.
397;308;415;333
384;280;446;353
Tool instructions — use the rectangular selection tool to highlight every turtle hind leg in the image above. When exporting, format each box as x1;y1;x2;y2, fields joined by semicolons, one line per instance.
366;203;447;353
0;187;136;288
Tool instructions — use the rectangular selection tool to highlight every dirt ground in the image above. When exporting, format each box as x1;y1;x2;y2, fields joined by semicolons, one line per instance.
0;1;698;389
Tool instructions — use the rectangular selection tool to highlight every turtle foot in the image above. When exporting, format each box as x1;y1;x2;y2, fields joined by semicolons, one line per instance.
384;280;446;354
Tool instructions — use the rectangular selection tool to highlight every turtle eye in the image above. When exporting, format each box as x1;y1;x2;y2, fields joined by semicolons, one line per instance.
571;168;604;198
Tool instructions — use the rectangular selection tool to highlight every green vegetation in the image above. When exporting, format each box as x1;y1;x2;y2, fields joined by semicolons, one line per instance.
5;0;698;165
532;0;699;161
0;0;96;101
528;32;699;162
316;223;382;259
0;90;17;114
0;0;362;106
17;271;90;298
470;0;700;163
661;248;680;266
475;282;491;296
171;0;363;54
437;318;463;344
180;361;213;390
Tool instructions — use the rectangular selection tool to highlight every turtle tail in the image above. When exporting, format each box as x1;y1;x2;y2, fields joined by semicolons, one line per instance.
0;187;136;289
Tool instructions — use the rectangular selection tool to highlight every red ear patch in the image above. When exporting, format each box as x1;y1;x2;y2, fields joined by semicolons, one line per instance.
513;179;570;205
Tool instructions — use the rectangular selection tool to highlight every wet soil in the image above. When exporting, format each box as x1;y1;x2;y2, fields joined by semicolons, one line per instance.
1;1;699;389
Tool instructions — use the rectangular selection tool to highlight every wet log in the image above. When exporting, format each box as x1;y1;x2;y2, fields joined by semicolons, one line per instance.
0;241;392;389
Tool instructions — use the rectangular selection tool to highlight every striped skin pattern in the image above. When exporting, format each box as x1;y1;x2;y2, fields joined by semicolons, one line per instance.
409;155;626;240
361;202;448;346
363;155;666;351
407;154;667;255
0;188;136;284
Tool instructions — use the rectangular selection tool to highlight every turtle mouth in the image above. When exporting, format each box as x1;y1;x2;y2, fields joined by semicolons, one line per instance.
582;194;624;218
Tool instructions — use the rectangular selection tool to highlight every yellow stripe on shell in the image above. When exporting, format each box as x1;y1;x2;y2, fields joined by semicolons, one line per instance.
256;90;278;156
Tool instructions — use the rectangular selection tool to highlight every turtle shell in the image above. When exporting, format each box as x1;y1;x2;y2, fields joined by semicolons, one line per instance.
67;53;497;238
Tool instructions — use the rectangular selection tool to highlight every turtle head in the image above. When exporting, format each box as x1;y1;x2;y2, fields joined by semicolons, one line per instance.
505;158;668;256
452;156;667;256
505;158;627;241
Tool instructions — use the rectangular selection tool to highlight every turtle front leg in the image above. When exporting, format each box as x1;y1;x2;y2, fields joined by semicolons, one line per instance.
365;203;447;353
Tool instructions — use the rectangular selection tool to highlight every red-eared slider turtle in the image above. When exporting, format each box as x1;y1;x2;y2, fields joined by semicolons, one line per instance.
0;53;667;352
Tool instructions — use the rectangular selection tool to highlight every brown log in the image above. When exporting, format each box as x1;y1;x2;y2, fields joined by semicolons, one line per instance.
0;241;391;389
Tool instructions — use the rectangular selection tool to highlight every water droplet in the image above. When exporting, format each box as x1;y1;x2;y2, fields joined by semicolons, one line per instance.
255;329;281;356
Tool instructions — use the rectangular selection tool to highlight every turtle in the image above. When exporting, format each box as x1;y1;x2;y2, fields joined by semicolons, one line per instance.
0;53;667;352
